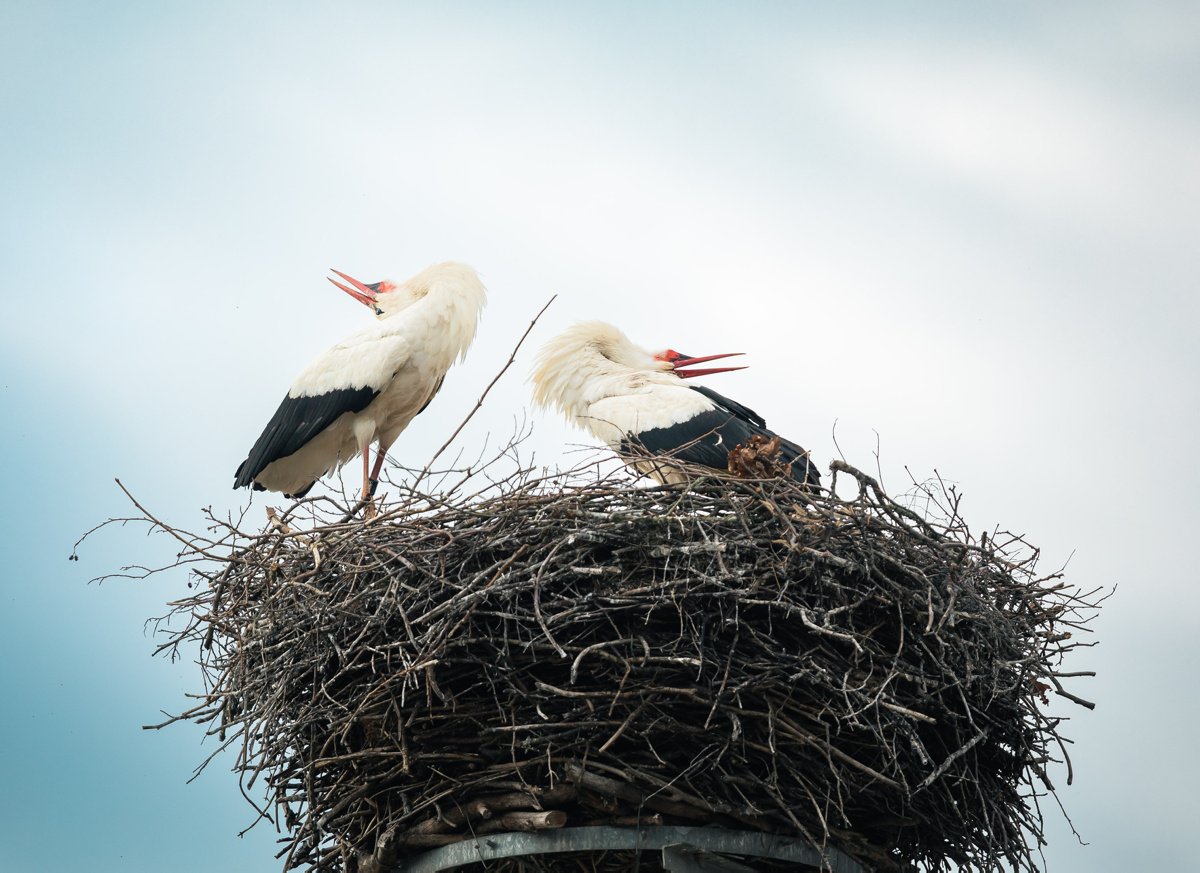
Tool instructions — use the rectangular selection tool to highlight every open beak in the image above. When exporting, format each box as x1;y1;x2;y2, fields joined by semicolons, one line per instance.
662;351;747;379
328;269;379;309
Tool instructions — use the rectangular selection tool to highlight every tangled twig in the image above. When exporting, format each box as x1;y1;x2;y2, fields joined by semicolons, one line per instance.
120;448;1096;873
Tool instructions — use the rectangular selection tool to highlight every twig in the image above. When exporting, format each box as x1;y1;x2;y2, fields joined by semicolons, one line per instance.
420;295;556;477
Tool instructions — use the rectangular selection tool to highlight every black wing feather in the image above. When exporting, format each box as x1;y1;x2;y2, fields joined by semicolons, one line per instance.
687;384;767;428
622;386;820;487
233;386;378;489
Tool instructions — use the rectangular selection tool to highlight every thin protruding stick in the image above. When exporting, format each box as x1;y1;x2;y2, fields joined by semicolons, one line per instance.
420;295;556;478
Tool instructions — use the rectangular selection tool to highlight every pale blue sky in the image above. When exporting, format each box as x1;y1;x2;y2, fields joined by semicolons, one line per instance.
2;2;1197;871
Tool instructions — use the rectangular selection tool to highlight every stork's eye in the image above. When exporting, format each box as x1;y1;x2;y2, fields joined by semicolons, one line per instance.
374;306;383;316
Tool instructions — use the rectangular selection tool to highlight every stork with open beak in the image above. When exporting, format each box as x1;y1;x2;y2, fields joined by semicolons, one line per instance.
233;262;487;506
531;321;819;487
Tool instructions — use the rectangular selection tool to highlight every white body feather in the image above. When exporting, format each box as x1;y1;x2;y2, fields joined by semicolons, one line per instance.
530;321;715;446
530;322;721;483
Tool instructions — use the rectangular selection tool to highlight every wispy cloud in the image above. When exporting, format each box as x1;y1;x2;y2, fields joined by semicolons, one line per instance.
805;38;1200;244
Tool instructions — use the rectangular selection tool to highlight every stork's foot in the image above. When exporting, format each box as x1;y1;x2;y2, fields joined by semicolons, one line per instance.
356;489;375;519
361;479;380;519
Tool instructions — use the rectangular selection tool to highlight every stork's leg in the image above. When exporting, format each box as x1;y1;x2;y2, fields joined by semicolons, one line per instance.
361;447;376;519
369;447;387;485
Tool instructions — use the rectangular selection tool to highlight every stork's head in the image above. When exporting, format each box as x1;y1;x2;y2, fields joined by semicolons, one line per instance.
327;263;487;329
531;321;743;421
328;270;399;319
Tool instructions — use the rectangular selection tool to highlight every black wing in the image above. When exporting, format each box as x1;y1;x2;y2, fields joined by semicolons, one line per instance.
625;385;820;487
233;386;379;489
688;384;767;428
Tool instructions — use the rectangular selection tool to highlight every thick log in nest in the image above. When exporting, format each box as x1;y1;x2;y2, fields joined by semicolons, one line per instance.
142;455;1098;873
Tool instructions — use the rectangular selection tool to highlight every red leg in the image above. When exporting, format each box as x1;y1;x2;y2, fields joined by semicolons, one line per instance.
362;447;372;500
362;448;378;519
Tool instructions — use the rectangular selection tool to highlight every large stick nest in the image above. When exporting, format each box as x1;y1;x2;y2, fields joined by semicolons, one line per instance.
146;453;1098;873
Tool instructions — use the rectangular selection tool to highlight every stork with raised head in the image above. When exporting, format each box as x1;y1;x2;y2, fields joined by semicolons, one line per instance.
234;262;487;504
531;321;819;487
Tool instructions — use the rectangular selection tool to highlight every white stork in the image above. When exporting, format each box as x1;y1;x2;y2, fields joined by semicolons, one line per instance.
531;321;819;487
234;262;487;502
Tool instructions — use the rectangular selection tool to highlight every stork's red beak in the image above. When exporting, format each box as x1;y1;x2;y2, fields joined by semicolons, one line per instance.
656;349;747;379
328;269;379;309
